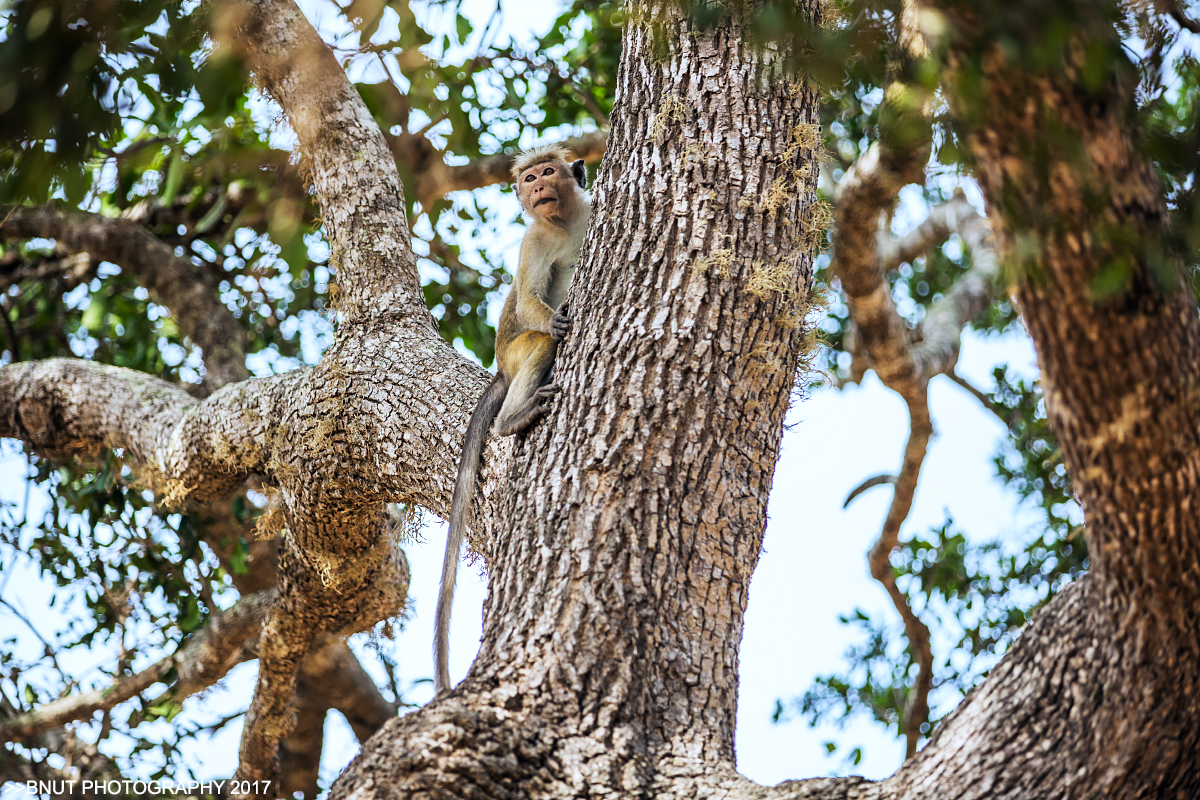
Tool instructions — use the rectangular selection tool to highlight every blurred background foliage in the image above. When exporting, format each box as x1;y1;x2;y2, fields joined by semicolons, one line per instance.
2;0;1197;782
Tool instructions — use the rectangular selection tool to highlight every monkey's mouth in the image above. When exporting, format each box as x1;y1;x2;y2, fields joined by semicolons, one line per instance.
534;197;558;208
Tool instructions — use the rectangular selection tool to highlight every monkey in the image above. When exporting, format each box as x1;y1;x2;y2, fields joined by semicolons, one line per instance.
434;144;591;695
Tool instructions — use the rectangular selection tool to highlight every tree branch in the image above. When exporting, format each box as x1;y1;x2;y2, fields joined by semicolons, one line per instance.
867;400;934;759
843;473;897;507
197;493;398;749
945;370;1011;422
830;0;937;756
832;0;933;393
277;635;400;798
0;590;274;743
0;206;249;391
411;130;608;210
0;358;291;501
215;0;431;328
297;636;397;741
874;191;1002;378
910;194;1001;377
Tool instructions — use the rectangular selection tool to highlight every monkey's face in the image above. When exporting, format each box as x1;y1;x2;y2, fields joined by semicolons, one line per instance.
518;161;573;220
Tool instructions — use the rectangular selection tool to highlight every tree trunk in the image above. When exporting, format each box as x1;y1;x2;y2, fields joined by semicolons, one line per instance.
331;3;825;796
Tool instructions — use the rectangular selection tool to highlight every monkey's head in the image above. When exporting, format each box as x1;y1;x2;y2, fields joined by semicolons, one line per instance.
512;145;587;223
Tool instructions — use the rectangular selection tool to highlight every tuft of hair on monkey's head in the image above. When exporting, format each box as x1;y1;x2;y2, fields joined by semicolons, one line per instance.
511;145;588;221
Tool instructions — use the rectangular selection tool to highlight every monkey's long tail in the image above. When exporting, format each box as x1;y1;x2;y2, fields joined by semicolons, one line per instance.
435;375;508;695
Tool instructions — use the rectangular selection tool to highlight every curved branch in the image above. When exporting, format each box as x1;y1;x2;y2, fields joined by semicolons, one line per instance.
217;0;432;329
832;0;933;393
278;635;401;797
945;370;1011;422
0;206;249;390
0;590;274;743
278;678;327;800
412;130;608;209
236;609;316;791
297;636;397;741
867;399;934;759
829;0;937;755
843;473;897;507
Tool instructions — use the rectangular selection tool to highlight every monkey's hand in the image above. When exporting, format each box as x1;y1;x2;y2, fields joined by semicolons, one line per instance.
550;303;571;342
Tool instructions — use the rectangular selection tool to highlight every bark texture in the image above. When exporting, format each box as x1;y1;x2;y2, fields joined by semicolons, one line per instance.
331;2;825;796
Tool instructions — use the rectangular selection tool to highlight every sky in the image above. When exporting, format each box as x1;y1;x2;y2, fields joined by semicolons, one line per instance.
1;0;1048;794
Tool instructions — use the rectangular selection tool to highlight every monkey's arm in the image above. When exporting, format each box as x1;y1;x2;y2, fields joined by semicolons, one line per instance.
515;283;557;333
513;245;565;335
517;298;555;333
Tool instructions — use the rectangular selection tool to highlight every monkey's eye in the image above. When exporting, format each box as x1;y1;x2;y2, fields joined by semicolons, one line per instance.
524;174;536;182
543;167;555;176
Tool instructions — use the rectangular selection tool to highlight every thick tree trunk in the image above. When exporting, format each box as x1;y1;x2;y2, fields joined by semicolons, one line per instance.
331;3;824;796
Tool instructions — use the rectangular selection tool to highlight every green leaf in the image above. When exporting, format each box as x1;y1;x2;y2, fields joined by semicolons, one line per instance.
81;295;105;332
178;596;202;634
147;698;183;721
230;537;249;575
161;151;184;205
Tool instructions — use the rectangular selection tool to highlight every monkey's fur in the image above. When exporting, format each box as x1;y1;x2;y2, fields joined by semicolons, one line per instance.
434;145;590;694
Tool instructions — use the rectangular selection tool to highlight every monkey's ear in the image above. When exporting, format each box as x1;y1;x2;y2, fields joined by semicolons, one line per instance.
572;159;587;189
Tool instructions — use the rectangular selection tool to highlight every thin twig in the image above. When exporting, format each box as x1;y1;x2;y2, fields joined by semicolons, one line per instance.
945;370;1012;423
843;474;898;508
0;597;68;683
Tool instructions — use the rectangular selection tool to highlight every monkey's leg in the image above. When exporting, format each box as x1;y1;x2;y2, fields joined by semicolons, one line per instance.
495;333;559;436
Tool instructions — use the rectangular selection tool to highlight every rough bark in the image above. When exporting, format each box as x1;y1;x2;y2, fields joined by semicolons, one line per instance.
330;1;825;795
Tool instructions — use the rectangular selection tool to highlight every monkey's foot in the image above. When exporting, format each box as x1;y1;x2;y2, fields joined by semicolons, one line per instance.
495;385;561;436
533;383;561;403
